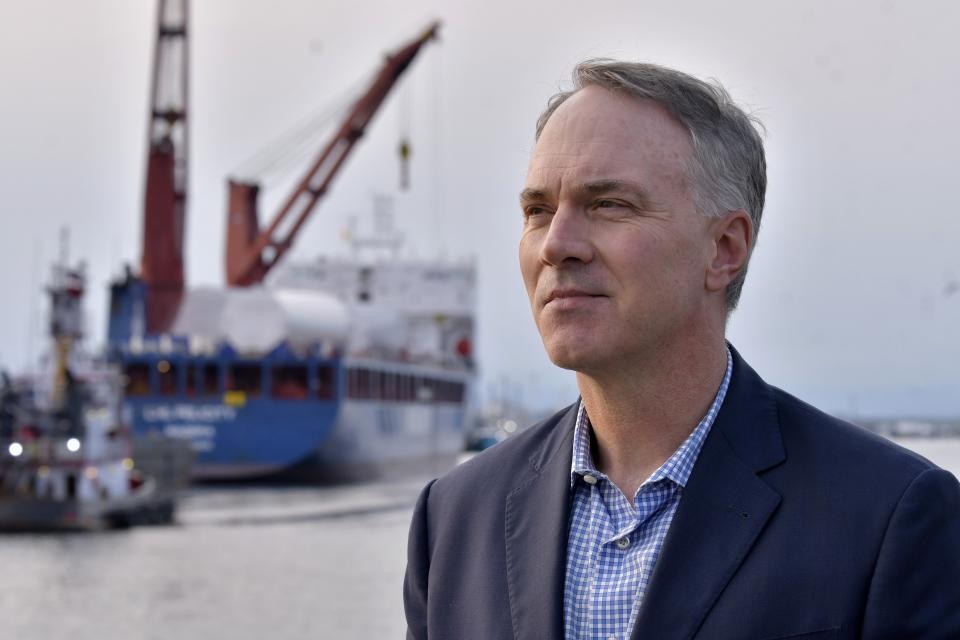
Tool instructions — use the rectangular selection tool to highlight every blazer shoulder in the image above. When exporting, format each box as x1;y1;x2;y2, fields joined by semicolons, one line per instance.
771;386;941;482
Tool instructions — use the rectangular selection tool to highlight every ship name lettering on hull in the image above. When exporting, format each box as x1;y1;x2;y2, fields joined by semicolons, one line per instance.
141;404;238;423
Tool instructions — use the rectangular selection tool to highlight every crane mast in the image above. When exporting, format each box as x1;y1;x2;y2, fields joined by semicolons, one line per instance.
140;0;189;334
225;23;440;287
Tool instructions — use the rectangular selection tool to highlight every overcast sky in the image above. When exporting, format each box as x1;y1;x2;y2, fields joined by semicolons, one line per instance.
1;0;958;417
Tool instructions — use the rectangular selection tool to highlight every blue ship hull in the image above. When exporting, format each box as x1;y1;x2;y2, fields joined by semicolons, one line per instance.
128;394;343;479
120;351;471;480
108;275;474;481
127;393;469;481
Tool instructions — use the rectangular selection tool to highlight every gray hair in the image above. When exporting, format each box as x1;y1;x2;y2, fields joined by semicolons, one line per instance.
535;60;767;311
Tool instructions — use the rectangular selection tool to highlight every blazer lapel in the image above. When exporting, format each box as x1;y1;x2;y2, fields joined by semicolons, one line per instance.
504;404;577;640
631;347;786;640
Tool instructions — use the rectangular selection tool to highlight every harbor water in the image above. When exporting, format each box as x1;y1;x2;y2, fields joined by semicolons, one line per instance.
2;439;959;639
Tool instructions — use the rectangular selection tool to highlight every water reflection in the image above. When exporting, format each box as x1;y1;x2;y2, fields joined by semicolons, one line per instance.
0;477;427;640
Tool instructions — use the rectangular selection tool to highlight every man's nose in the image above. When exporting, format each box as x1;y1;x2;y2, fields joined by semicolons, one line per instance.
539;206;594;266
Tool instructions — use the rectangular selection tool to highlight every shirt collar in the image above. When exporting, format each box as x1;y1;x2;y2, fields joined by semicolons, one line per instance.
569;347;733;490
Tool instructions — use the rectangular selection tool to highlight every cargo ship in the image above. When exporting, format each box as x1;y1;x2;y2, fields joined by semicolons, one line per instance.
106;2;473;481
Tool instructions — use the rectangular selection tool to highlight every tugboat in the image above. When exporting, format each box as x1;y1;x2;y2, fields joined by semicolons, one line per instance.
0;243;190;530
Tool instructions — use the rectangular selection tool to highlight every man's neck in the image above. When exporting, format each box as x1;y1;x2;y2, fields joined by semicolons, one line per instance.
576;337;729;504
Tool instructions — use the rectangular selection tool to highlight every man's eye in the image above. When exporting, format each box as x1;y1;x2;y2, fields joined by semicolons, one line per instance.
595;199;620;209
523;206;550;218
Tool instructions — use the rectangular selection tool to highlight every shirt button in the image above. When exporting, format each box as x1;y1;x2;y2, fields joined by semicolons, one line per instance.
583;474;598;485
616;537;630;550
607;635;617;640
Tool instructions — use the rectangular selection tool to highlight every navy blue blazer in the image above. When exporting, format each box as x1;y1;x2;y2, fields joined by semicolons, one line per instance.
404;348;960;639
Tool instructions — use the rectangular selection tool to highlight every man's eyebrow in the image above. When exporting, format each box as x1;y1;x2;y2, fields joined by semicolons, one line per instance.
580;179;652;205
519;181;653;206
519;188;548;205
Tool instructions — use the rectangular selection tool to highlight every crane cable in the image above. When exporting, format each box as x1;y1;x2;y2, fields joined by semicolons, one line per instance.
397;71;413;190
429;43;445;250
231;69;378;185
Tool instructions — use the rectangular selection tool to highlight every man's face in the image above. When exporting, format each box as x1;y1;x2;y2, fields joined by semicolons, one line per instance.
519;85;718;373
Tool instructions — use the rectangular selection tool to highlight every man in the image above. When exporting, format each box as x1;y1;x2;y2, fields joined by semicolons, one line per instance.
403;60;960;639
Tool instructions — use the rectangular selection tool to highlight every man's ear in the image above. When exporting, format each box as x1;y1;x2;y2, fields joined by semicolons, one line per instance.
705;210;752;293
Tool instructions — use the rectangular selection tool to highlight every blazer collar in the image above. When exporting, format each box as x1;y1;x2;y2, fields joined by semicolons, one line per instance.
504;402;577;640
502;346;787;640
631;344;786;639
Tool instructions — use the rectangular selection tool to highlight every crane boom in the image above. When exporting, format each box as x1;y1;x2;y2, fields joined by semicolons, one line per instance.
225;22;440;287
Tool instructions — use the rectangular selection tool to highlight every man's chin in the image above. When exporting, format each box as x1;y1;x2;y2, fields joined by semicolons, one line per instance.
543;340;604;373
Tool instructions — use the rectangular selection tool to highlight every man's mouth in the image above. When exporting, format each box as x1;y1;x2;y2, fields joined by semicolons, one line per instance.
543;289;605;308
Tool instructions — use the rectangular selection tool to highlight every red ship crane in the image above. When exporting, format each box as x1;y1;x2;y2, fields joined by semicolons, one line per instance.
225;22;440;287
140;0;189;334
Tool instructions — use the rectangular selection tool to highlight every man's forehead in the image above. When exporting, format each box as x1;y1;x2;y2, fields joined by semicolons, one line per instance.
539;86;691;148
525;87;692;194
524;143;688;196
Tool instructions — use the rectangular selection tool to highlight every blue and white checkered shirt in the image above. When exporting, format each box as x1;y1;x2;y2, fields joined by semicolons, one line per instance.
563;349;733;640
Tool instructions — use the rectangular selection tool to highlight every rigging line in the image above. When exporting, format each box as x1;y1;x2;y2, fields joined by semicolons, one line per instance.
397;64;414;191
258;99;362;184
429;41;445;251
238;61;379;177
25;236;42;377
234;120;331;194
255;119;346;188
231;101;347;180
155;47;169;113
251;95;354;176
398;67;412;138
231;68;380;180
232;93;352;177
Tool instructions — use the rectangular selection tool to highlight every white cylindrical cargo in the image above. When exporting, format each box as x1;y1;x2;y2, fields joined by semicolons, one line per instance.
173;287;350;354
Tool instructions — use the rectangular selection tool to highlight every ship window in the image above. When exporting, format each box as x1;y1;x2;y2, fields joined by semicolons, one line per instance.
187;364;220;396
382;371;397;401
367;369;375;399
377;371;387;400
440;380;465;403
317;366;335;400
124;363;151;396
272;366;308;400
186;365;198;396
360;368;373;399
202;364;220;395
348;368;373;400
399;374;413;401
415;378;434;403
414;377;464;404
227;364;262;396
158;361;178;396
